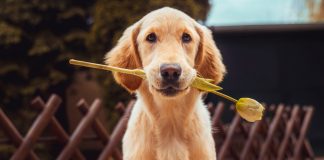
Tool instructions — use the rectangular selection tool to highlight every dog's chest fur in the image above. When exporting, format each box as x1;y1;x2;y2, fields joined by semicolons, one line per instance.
122;88;216;160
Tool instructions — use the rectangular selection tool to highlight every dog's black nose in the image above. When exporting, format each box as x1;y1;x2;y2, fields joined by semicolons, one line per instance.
160;63;181;82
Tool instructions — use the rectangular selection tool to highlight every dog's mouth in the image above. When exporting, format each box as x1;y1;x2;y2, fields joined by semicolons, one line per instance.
153;85;189;97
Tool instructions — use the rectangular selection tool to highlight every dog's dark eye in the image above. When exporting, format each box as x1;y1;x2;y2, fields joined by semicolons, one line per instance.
146;33;157;43
182;33;191;43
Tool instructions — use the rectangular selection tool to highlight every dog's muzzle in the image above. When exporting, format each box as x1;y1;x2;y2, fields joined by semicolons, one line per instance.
158;63;182;96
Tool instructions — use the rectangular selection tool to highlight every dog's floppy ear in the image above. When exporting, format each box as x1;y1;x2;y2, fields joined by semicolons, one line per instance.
194;23;226;84
105;21;142;92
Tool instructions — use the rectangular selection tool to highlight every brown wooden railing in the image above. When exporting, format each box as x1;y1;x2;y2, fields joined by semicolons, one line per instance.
0;94;315;159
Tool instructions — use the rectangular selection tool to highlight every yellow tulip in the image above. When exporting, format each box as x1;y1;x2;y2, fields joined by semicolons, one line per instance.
69;59;264;122
236;98;265;122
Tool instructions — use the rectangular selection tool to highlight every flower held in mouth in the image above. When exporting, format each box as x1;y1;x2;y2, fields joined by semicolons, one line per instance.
69;59;265;122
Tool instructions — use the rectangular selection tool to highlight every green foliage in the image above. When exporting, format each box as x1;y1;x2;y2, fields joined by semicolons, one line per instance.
0;21;22;45
0;0;91;108
0;0;210;110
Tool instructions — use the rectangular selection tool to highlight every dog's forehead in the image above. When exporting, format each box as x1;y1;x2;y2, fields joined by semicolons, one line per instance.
141;7;195;30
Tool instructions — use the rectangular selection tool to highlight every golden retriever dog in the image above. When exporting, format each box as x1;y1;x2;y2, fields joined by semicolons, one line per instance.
105;7;225;160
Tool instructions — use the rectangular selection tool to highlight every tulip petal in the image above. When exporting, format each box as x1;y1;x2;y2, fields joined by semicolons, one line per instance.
191;77;223;91
236;98;265;122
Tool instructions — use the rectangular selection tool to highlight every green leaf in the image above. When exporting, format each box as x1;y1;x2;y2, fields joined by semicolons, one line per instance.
0;64;20;74
49;69;67;85
0;21;22;45
58;7;86;19
28;33;63;56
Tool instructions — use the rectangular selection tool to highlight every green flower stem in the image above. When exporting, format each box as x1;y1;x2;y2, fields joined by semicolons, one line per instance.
69;59;146;79
210;91;238;103
70;59;237;103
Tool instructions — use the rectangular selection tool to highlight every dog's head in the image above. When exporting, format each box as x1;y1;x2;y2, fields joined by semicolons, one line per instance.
105;7;226;98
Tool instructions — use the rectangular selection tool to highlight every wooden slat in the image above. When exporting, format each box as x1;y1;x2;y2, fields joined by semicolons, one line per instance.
98;100;135;160
78;99;123;160
277;105;300;160
218;113;241;159
0;109;39;160
293;106;314;159
57;99;101;160
240;120;262;160
259;104;284;160
31;97;85;160
11;94;61;160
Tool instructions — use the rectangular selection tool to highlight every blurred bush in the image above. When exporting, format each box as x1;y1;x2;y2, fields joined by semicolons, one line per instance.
0;0;210;109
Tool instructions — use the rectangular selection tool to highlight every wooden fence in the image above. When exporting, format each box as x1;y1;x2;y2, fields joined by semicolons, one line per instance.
0;94;315;159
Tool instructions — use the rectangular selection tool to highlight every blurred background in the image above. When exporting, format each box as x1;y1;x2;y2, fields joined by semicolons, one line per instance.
0;0;323;158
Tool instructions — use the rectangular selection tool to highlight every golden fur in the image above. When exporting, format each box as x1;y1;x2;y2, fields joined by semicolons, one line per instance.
105;7;226;160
